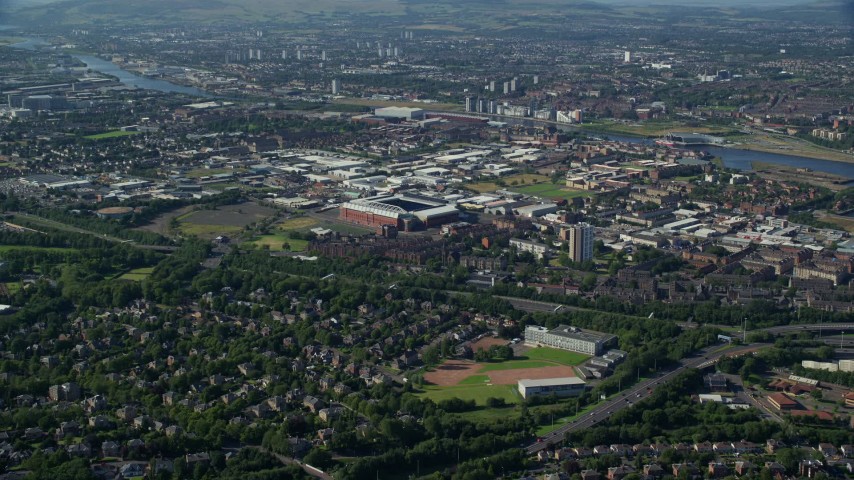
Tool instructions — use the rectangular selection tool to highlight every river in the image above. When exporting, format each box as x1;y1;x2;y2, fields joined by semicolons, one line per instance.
5;35;854;179
497;118;854;180
6;36;210;97
598;132;854;180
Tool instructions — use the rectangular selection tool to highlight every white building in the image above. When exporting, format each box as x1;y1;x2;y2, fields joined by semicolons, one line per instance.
518;377;586;399
510;239;550;258
373;107;425;121
524;325;616;356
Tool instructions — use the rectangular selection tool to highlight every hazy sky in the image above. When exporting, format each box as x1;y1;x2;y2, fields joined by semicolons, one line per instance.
2;0;826;7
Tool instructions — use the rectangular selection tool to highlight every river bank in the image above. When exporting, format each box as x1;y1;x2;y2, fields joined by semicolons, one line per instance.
580;131;854;179
6;37;210;97
583;121;854;165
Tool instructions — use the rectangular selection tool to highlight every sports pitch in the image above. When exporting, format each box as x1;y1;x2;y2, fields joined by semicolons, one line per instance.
419;347;588;405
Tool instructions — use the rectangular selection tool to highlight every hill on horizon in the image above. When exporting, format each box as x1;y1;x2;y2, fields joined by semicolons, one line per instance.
4;0;851;27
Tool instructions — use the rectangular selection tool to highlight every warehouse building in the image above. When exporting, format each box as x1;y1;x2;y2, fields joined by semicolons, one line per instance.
373;107;425;121
524;325;616;356
517;377;586;399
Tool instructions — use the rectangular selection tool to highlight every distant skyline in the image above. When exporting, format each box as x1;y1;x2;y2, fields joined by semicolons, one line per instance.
2;0;833;9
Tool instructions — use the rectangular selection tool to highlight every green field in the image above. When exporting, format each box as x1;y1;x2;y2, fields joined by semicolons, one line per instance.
419;384;522;405
583;120;735;138
178;223;243;237
457;374;490;385
510;183;593;201
184;167;235;178
449;405;520;423
466;174;551;193
276;217;319;230
244;234;309;252
83;130;141;140
478;360;555;372
118;267;155;281
522;347;590;366
534;403;600;436
0;245;76;254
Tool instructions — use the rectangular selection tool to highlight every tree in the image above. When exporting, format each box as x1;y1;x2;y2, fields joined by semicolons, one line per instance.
422;346;440;366
303;448;333;469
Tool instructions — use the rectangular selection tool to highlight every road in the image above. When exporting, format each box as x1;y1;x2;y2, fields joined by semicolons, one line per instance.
525;343;767;455
719;372;785;423
244;446;333;480
524;322;854;455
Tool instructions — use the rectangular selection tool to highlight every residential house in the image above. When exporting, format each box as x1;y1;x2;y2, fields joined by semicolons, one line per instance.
593;445;612;456
764;462;786;478
580;470;601;480
766;439;787;454
127;439;145;451
610;444;633;457
607;465;635;480
672;463;701;480
66;443;91;458
266;396;287;412
185;452;210;466
89;415;113;429
303;395;325;413
119;463;145;479
574;447;594;458
712;442;734;455
101;441;120;458
643;464;664;478
633;444;653;457
734;461;756;476
818;443;838;458
317;428;335;442
708;462;729;478
319;407;344;422
693;441;713;454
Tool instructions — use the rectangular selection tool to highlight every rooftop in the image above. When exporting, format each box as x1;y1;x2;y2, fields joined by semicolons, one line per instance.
518;377;586;388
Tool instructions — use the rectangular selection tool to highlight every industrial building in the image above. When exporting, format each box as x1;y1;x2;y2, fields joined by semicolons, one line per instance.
339;193;459;230
517;377;586;399
372;107;425;121
524;325;616;356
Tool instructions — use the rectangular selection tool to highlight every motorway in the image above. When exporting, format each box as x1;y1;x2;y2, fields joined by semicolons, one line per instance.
525;343;766;455
468;294;854;454
524;321;854;455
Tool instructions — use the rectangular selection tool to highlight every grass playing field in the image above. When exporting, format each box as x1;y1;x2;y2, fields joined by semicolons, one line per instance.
522;347;590;366
276;217;319;230
178;222;243;237
419;347;589;406
117;267;155;281
457;374;490;385
244;234;309;252
478;360;555;372
510;183;593;201
466;174;551;193
419;384;522;405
